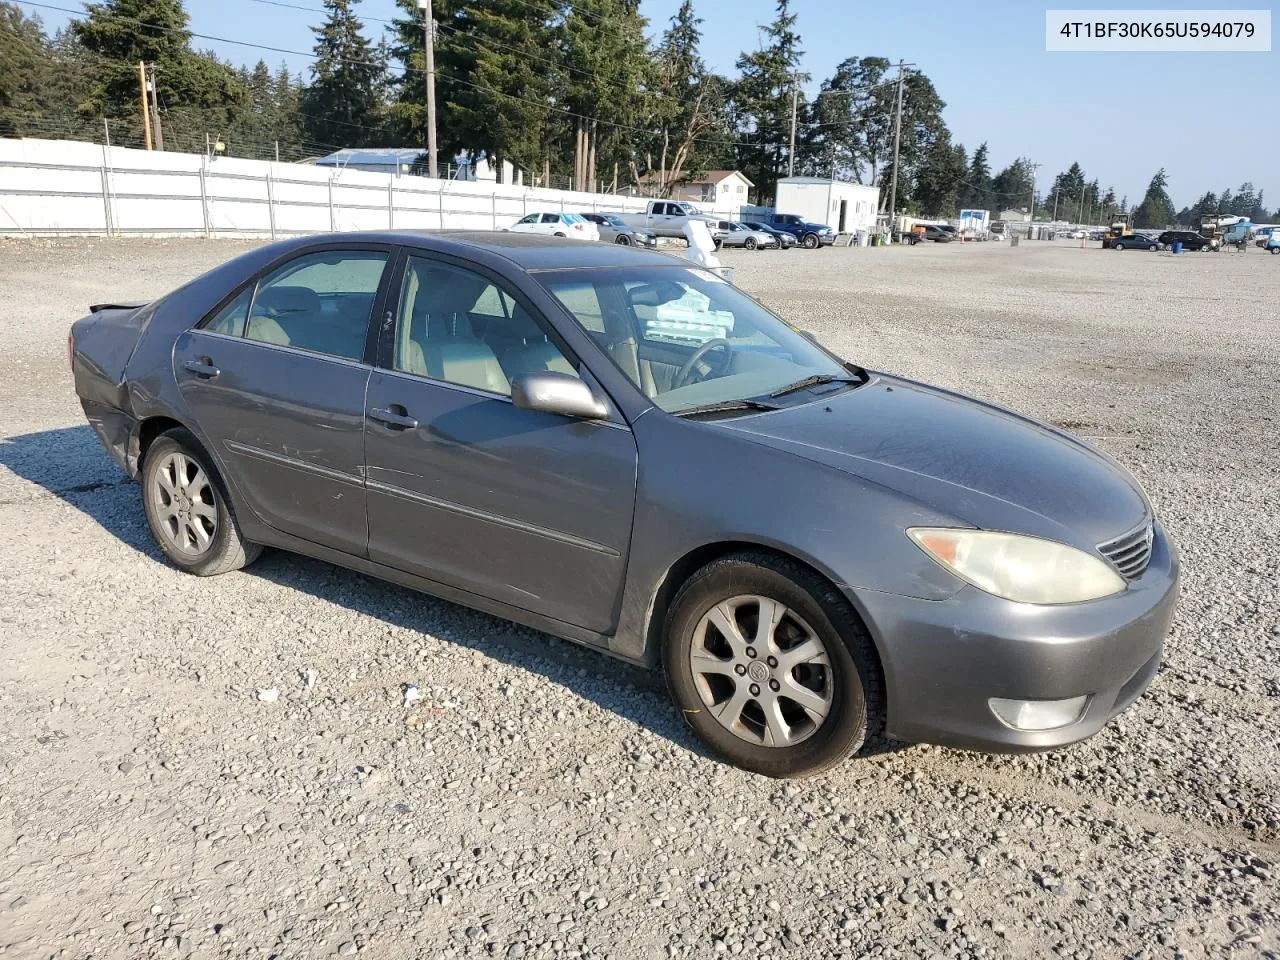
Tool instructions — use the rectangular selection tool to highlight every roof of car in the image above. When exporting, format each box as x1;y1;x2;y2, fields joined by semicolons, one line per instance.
286;229;683;271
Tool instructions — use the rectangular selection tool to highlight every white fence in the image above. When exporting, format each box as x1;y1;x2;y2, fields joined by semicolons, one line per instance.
0;138;651;238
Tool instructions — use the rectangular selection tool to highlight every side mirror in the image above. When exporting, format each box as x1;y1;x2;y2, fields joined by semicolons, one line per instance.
511;372;609;420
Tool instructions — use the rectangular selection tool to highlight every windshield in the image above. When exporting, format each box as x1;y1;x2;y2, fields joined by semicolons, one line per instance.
538;266;855;415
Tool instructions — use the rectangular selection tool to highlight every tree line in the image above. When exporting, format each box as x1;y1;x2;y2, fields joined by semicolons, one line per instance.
2;0;1275;222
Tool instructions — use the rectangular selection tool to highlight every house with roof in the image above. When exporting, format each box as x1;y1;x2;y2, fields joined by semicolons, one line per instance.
631;170;754;213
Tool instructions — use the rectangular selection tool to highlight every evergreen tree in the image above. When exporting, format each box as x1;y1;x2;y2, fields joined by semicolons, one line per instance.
1132;168;1174;228
959;141;991;210
731;0;806;202
990;157;1035;215
634;1;733;194
0;3;56;136
912;134;966;216
799;57;883;183
272;64;305;159
390;0;552;179
300;0;386;151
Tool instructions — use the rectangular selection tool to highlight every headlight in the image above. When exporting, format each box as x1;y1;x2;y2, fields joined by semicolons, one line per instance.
907;528;1125;604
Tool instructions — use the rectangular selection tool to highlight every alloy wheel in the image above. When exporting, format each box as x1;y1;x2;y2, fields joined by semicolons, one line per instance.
151;451;218;556
689;595;833;747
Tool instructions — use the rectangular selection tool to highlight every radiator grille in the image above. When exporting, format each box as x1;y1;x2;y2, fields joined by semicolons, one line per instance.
1098;521;1154;580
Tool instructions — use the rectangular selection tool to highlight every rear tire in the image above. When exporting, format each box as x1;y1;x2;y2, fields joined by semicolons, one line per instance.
142;428;261;576
554;232;567;238
664;552;883;778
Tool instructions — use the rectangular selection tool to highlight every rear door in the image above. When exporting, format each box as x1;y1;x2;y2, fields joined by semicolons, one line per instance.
362;252;638;633
174;244;393;555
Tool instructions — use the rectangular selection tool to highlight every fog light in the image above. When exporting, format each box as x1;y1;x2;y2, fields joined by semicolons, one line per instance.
988;695;1089;731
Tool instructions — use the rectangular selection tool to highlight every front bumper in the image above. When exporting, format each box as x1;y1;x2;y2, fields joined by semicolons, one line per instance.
852;523;1180;752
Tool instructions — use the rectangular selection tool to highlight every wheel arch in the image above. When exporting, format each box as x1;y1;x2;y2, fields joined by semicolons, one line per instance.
641;540;887;698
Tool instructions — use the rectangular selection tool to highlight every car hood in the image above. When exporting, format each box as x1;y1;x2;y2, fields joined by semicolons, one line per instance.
722;374;1149;548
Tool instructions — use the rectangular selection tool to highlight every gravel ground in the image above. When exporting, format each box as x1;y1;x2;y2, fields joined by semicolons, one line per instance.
1;236;1277;959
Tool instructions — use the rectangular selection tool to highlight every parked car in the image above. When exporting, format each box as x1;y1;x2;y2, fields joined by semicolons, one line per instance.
616;200;717;239
70;231;1179;777
1156;231;1211;251
507;212;600;242
1089;231;1105;241
740;221;798;249
581;213;657;248
712;220;779;250
766;213;835;249
1267;233;1280;253
1112;234;1160;251
921;225;953;242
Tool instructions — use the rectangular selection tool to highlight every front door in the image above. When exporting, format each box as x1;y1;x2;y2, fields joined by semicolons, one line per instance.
174;246;392;555
363;253;638;633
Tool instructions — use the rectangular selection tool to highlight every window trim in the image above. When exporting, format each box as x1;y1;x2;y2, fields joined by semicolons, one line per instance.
192;241;397;366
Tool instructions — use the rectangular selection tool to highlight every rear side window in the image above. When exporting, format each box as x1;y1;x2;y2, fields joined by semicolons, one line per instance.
245;250;388;361
204;287;252;337
541;214;560;224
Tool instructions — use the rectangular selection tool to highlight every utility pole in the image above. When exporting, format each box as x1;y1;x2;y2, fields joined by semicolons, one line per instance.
418;0;438;179
886;60;913;241
147;63;164;151
137;62;152;150
1026;161;1041;238
787;84;798;179
1051;184;1059;222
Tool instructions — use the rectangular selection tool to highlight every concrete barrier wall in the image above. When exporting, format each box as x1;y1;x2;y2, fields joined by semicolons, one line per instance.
0;138;652;238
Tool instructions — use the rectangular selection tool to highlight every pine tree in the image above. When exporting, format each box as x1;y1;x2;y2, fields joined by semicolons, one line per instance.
913;134;966;216
390;0;552;179
959;141;990;210
1132;168;1174;228
634;0;732;194
731;0;806;202
300;0;386;152
0;3;54;135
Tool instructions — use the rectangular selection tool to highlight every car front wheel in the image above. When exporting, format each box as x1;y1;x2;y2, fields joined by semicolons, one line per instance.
802;233;820;249
142;428;261;576
615;234;632;245
744;236;758;250
664;553;883;777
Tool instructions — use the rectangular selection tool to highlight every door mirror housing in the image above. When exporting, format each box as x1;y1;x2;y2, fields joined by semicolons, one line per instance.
511;372;609;420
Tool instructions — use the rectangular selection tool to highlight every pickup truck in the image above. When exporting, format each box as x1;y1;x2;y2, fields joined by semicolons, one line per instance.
617;200;717;239
765;213;835;249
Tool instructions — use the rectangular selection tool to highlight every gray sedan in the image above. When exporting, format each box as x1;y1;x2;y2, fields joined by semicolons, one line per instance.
713;220;779;250
71;232;1178;777
581;212;658;248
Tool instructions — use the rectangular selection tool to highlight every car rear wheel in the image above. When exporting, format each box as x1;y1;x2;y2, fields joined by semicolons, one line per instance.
802;233;820;249
142;428;261;576
554;232;567;238
744;236;758;250
664;552;883;777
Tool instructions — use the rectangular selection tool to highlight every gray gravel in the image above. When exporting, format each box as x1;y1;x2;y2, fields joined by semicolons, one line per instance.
1;236;1277;959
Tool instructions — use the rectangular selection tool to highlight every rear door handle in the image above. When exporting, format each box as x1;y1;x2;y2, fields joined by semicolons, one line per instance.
183;359;220;378
368;406;419;430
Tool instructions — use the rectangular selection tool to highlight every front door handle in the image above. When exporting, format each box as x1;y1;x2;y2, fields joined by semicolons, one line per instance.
368;406;419;430
183;358;220;379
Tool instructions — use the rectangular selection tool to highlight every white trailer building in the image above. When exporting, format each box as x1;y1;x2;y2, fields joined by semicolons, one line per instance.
774;178;881;236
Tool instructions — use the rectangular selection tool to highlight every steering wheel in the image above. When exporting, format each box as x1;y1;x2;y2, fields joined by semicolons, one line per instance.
674;338;733;389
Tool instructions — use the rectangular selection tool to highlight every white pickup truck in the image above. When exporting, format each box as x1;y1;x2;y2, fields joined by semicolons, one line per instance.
617;200;718;240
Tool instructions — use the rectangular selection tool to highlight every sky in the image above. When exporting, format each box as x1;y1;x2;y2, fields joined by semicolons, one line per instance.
24;0;1279;209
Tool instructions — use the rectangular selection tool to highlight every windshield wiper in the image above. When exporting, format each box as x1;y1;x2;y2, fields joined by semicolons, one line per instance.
673;398;781;418
769;373;861;398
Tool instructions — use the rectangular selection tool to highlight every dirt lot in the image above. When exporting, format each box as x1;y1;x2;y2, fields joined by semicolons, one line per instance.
1;237;1278;959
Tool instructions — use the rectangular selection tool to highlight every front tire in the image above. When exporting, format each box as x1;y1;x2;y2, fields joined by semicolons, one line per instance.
744;236;758;250
664;553;883;778
1148;243;1158;251
142;428;261;576
802;233;820;249
615;234;632;245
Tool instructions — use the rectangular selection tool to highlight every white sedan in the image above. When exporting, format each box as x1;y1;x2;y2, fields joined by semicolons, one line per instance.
507;212;600;242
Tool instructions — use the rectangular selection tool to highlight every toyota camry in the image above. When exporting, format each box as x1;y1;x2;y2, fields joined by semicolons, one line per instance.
70;232;1179;777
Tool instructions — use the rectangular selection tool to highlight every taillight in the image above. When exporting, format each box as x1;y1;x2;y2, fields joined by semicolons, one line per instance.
573;223;583;231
